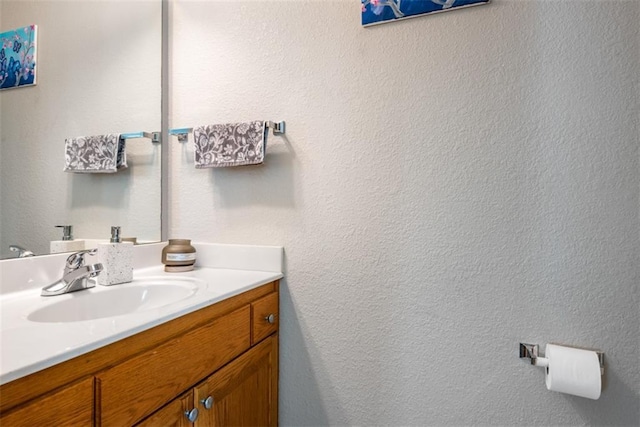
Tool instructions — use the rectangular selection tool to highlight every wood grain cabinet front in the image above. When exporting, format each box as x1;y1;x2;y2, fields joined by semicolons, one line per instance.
136;391;195;427
194;335;278;427
96;306;251;426
0;377;93;427
251;292;279;345
140;334;278;427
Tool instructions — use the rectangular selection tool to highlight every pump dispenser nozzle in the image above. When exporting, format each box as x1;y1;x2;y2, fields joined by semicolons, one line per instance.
110;226;121;243
98;225;133;286
55;225;73;241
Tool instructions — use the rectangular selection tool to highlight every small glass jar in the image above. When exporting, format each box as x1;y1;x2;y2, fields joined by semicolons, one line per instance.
162;239;196;272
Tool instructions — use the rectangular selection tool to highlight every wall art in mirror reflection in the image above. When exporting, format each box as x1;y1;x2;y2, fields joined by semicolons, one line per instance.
361;0;489;26
0;24;37;90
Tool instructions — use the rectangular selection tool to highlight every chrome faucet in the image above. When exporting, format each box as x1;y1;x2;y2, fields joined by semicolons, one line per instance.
9;245;35;257
41;249;103;296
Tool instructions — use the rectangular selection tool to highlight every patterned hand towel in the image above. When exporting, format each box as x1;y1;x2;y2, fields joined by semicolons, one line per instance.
63;134;127;173
193;121;267;168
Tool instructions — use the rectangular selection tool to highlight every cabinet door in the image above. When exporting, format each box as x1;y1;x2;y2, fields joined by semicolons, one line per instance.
136;391;195;427
0;377;93;427
194;335;278;427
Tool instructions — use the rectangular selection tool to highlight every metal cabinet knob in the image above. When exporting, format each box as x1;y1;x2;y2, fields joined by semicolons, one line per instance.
185;408;199;423
200;395;214;410
265;314;276;324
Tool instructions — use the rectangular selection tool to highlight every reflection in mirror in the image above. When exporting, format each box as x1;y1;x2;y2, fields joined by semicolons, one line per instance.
0;0;162;259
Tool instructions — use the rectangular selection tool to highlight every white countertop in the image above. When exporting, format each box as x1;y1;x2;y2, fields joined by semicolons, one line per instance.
0;243;283;385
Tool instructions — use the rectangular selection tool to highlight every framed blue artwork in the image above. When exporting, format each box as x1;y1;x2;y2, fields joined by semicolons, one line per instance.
0;25;37;90
362;0;489;26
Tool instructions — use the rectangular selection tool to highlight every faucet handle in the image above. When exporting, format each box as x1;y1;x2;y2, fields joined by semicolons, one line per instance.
9;245;35;257
65;249;98;270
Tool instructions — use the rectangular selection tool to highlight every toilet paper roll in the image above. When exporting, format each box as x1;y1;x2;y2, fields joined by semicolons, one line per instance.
545;344;601;400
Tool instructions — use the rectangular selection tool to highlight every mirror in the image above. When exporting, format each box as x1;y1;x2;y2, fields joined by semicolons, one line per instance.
0;0;163;259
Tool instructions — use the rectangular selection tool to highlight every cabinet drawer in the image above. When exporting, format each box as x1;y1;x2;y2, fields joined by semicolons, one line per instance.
251;292;279;345
0;377;93;427
97;305;251;427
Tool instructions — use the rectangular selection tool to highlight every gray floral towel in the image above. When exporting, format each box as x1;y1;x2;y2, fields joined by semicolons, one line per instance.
63;134;127;173
193;121;267;168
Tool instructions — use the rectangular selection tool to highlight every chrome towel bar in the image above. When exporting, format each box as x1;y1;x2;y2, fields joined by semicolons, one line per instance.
120;131;161;143
169;121;285;142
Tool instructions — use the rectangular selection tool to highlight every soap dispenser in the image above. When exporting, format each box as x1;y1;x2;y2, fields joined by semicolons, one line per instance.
97;226;133;286
50;225;85;254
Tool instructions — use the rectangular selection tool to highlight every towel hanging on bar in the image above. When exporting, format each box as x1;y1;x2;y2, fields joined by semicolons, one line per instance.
193;121;267;168
63;133;127;173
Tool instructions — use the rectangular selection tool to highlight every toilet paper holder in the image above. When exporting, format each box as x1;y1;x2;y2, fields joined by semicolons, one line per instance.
519;343;605;375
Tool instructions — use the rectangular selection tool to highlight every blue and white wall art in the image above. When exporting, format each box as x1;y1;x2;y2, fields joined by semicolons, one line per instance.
362;0;489;26
0;25;37;90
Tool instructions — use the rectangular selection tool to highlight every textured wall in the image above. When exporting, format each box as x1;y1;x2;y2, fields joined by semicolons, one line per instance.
0;1;162;258
170;1;639;425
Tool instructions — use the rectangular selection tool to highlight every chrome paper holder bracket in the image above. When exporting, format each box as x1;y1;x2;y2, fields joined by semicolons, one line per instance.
520;343;542;366
519;343;605;374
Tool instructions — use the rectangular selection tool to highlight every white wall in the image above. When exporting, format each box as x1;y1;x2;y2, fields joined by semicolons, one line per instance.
0;1;162;258
170;1;639;425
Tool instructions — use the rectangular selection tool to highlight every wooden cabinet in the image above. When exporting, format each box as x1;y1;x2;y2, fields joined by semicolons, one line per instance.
136;391;194;427
0;377;93;426
251;292;279;345
97;306;251;426
0;282;279;427
140;334;278;427
193;335;278;427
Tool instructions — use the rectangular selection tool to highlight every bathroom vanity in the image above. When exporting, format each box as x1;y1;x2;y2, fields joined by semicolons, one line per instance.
0;243;282;426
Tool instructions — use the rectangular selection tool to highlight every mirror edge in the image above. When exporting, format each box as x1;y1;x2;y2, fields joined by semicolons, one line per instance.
161;0;169;242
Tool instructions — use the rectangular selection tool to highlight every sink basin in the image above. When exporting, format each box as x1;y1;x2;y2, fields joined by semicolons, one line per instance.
27;277;206;323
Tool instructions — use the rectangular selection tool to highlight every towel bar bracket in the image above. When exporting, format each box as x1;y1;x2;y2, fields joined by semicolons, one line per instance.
169;128;191;142
120;131;161;143
266;121;285;135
